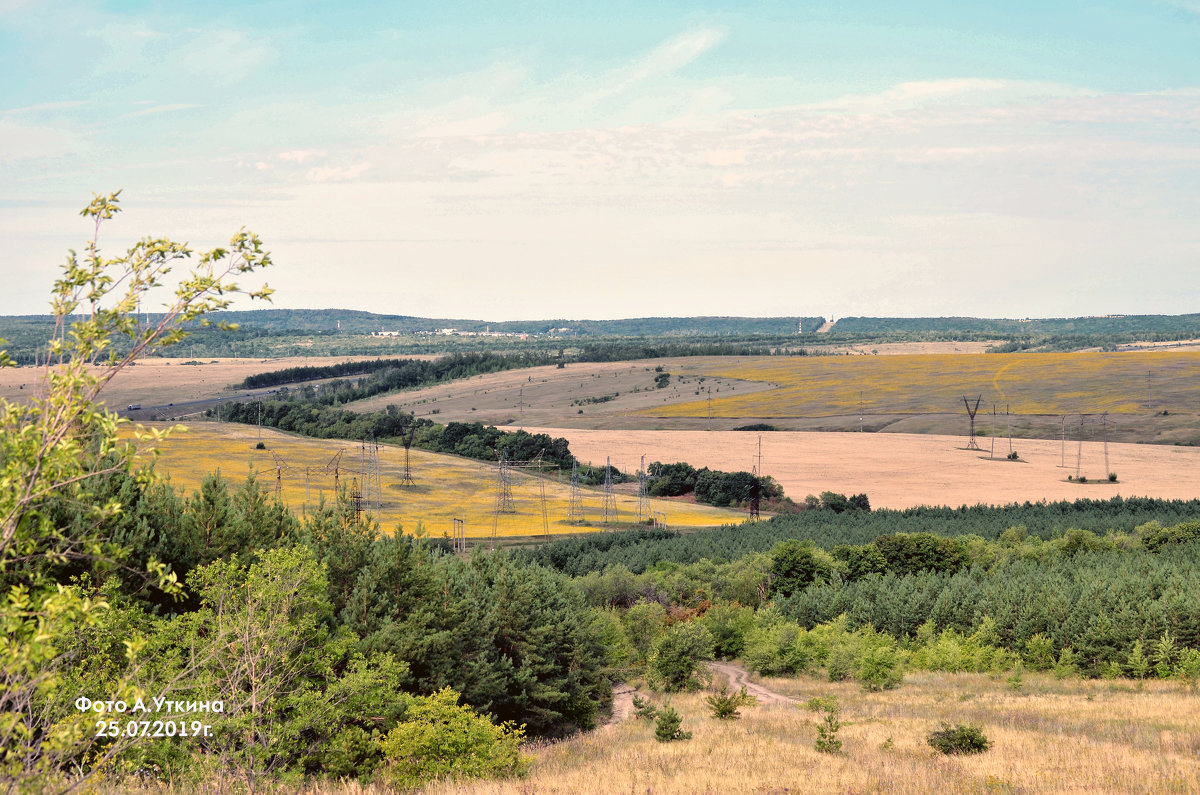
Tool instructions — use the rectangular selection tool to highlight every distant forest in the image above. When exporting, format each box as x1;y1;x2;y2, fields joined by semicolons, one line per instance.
3;309;1200;362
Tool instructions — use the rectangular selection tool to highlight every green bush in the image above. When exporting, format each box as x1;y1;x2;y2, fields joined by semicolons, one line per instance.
648;621;714;692
379;688;526;789
704;684;756;720
812;696;842;754
855;644;903;691
926;723;990;755
654;705;692;742
632;695;658;721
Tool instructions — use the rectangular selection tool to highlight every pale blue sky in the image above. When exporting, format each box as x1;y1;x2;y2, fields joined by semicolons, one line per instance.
2;1;1198;319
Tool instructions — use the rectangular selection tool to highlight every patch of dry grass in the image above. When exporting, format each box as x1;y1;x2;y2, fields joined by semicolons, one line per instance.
427;671;1200;795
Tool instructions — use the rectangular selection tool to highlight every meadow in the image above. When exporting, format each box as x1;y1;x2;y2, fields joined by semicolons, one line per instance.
141;421;747;539
435;669;1200;794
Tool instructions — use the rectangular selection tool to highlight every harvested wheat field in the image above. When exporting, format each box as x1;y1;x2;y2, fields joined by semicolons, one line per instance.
140;421;746;538
521;426;1200;510
428;669;1200;795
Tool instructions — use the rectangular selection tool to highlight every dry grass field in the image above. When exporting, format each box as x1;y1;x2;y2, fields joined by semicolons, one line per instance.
644;350;1200;420
525;426;1200;510
341;352;1200;444
141;421;747;538
426;670;1200;795
0;356;399;411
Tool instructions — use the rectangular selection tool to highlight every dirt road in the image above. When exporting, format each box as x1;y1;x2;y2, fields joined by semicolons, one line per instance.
708;661;798;706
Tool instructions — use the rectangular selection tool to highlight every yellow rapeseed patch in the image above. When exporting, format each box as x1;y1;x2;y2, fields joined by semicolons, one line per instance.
642;351;1200;418
138;422;746;539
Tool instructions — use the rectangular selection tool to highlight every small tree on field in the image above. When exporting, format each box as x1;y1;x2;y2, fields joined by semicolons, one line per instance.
704;683;756;720
654;705;691;742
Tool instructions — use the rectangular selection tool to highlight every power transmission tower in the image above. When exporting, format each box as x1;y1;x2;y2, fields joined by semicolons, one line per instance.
962;395;982;450
601;456;617;525
748;476;761;520
567;460;586;523
349;477;362;525
270;452;291;503
452;518;466;554
399;423;417;486
491;453;516;542
635;455;648;523
360;434;382;510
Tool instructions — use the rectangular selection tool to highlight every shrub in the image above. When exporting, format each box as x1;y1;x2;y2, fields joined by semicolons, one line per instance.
255;441;266;449
648;621;714;692
632;695;658;721
856;644;904;692
654;705;691;742
1108;472;1118;482
812;696;841;754
704;684;756;720
379;688;526;789
926;723;990;755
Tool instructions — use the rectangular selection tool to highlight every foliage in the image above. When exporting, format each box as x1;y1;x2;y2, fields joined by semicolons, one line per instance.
653;705;691;742
379;687;526;790
648;622;714;692
926;723;990;755
704;684;756;720
812;696;842;754
631;695;658;721
0;192;271;791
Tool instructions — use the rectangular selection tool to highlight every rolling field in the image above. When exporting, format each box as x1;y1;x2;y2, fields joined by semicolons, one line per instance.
431;670;1200;795
640;350;1200;420
0;356;401;413
524;426;1200;510
342;351;1200;444
140;421;748;539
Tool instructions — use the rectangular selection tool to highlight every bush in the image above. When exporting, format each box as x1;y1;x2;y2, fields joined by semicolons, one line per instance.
1108;472;1118;482
926;723;990;755
648;621;714;692
654;705;691;742
856;644;903;692
379;688;526;789
255;441;266;449
704;684;756;720
812;696;841;754
632;695;658;721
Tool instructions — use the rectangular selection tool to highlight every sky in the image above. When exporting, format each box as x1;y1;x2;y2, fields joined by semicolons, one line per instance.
2;0;1198;321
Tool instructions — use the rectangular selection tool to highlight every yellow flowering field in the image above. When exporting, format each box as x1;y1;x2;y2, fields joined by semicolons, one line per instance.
641;351;1200;418
137;421;745;539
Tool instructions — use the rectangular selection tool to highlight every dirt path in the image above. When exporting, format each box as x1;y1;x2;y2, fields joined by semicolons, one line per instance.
708;661;798;706
605;684;636;727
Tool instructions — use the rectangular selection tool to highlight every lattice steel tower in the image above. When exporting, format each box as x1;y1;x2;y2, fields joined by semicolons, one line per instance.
601;456;617;524
635;454;648;523
567;460;585;523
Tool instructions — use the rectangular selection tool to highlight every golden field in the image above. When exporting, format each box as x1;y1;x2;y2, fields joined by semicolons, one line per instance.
641;351;1200;420
425;671;1200;795
139;421;748;539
